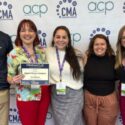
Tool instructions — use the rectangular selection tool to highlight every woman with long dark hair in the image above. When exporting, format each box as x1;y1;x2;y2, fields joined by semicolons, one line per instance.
46;26;84;125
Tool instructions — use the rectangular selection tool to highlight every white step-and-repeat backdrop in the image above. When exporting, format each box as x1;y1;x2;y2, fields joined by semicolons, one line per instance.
0;0;125;124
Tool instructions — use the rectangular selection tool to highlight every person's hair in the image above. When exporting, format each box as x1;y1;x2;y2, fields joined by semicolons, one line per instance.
51;26;81;80
115;25;125;69
86;34;114;57
15;19;40;46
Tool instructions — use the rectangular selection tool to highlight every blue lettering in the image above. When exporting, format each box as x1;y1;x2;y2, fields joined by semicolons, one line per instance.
97;2;105;11
88;1;114;14
8;10;13;19
105;1;114;14
72;7;77;16
71;33;81;45
39;4;48;14
0;10;13;19
32;5;39;15
40;38;47;48
88;2;96;11
66;7;72;16
23;4;48;17
62;7;77;17
62;8;66;16
9;115;20;123
23;5;31;14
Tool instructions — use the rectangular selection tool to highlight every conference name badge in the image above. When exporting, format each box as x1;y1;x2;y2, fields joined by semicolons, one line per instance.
21;63;49;86
56;82;66;95
121;83;125;96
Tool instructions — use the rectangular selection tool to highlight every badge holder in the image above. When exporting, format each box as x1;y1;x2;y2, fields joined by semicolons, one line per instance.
121;83;125;96
56;82;66;95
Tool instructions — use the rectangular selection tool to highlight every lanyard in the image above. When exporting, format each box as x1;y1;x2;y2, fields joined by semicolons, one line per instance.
56;47;65;82
22;46;38;63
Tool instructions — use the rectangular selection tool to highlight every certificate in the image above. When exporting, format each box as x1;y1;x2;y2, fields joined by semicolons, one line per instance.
21;63;49;85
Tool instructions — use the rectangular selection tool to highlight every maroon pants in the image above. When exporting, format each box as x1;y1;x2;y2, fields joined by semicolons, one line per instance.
17;86;51;125
120;96;125;125
119;83;125;125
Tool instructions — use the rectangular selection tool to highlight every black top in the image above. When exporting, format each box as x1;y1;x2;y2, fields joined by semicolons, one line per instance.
83;54;116;96
0;31;13;89
116;66;125;83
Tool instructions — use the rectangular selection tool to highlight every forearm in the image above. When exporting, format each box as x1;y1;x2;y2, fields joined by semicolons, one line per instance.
7;74;24;85
7;76;14;84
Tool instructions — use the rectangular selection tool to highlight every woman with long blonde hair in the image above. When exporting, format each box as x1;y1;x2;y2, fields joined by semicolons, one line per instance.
115;25;125;125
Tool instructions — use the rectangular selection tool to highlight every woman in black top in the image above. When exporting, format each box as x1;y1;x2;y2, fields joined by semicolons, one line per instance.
83;34;119;125
115;25;125;125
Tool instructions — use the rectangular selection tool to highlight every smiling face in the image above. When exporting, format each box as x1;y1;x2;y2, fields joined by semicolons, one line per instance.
20;23;36;46
53;29;69;50
93;38;107;56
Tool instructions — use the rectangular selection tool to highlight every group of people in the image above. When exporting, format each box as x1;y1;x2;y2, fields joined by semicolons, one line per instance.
1;19;125;125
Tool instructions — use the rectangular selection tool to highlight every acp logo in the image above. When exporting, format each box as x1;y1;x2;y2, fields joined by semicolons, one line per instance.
56;0;77;18
0;1;13;20
38;30;47;48
88;1;114;15
9;108;20;123
89;27;111;39
23;4;48;17
71;33;81;46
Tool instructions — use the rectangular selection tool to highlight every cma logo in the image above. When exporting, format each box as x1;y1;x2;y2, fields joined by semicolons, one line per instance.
38;30;47;48
89;27;111;39
56;0;77;18
88;1;114;15
23;4;48;17
123;2;125;13
9;108;20;123
71;33;81;46
0;1;13;20
9;108;52;123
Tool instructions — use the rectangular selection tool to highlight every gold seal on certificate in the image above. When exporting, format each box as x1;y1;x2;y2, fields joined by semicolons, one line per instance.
21;63;49;85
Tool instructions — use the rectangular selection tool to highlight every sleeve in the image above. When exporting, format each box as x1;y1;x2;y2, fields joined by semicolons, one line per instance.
74;48;84;70
115;68;120;81
6;34;13;54
7;50;18;78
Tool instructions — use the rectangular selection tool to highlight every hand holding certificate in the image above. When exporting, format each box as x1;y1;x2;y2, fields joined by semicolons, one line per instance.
21;63;49;85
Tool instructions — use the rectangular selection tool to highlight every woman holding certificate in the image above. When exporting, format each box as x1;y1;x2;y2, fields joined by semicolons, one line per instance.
45;26;84;125
7;19;50;125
